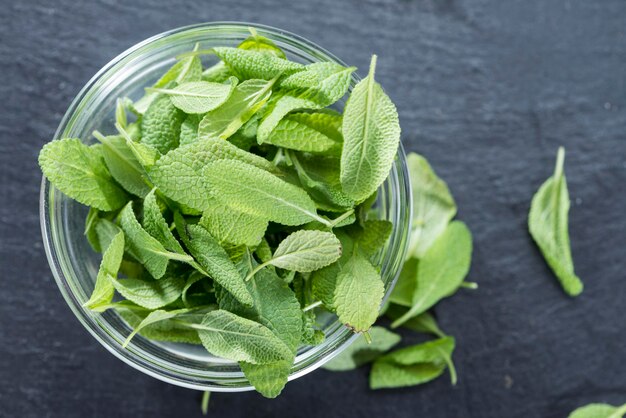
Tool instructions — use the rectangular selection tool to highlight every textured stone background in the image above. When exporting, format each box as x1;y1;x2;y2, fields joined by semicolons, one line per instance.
1;0;625;417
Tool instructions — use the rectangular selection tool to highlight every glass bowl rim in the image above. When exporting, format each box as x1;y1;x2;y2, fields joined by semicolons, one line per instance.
39;21;412;392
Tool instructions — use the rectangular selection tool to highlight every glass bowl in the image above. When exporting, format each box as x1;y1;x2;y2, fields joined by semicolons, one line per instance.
40;22;411;392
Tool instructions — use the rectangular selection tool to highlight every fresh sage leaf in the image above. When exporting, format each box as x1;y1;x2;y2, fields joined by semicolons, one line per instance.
212;47;303;80
110;274;185;310
147;79;236;114
83;231;125;310
529;147;583;296
323;326;401;371
568;403;626;418
140;90;185;154
340;55;401;202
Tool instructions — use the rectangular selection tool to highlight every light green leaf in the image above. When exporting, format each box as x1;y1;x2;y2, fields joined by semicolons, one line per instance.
123;308;192;347
212;47;303;80
289;152;355;212
110;274;185;310
198;78;276;141
370;336;456;389
38;138;128;211
179;114;200;146
406;152;457;258
119;202;192;279
148;79;236;114
262;112;342;153
116;123;160;169
311;231;354;307
529;147;583;296
323;326;401;371
385;305;446;338
391;221;472;328
142;189;186;255
333;252;384;332
257;62;355;142
340;55;401;202
388;258;418;307
247;230;342;279
568;403;626;418
202;159;329;227
115;98;128;129
150;137;275;211
84;231;125;310
95;218;123;252
176;218;252;306
354;220;393;257
95;132;152;198
199;203;268;247
84;207;102;252
237;29;286;58
140;92;185;154
189;309;293;364
134;53;203;114
202;62;233;83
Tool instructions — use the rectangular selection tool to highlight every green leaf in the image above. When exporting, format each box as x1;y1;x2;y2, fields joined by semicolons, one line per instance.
262;112;342;153
114;302;203;345
202;159;329;227
406;152;457;258
140;92;185;154
176;218;253;306
83;231;125;310
212;47;303;80
142;189;186;255
123;308;192;347
237;29;286;58
110;274;185;310
391;221;472;328
257;62;355;142
188;309;293;364
370;336;457;389
39;138;128;211
85;207;103;252
198;78;276;141
119;202;192;279
568;403;626;418
95;132;152;198
333;252;384;332
150;137;275;211
529;147;583;296
116;123;161;169
148;79;236;114
354;220;393;257
388;258;418;307
247;230;342;280
323;326;401;371
95;218;123;252
202;62;233;83
385;305;446;338
311;231;354;307
340;55;401;202
134;53;203;114
179;114;200;146
289;151;355;211
199;203;268;247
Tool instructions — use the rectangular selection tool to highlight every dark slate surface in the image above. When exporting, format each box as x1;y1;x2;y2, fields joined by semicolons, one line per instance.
1;0;625;417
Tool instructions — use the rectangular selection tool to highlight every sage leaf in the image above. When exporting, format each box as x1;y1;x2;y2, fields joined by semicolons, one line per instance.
150;137;276;211
237;29;286;58
179;114;200;146
354;219;393;257
94;132;152;198
116;123;161;170
323;326;401;371
134;52;203;114
385;305;446;338
333;252;384;332
212;47;303;80
176;218;253;307
391;221;472;328
198;78;276;141
123;308;192;347
140;91;185;154
340;55;401;202
110;274;185;310
568;403;626;418
370;336;457;389
188;309;293;365
257;62;355;142
38;138;128;211
83;231;125;310
202;159;329;227
199;203;268;247
388;258;418;307
406;152;457;258
119;202;192;279
142;189;186;255
148;79;236;114
529;147;583;296
246;230;342;279
311;231;354;308
262;112;342;153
